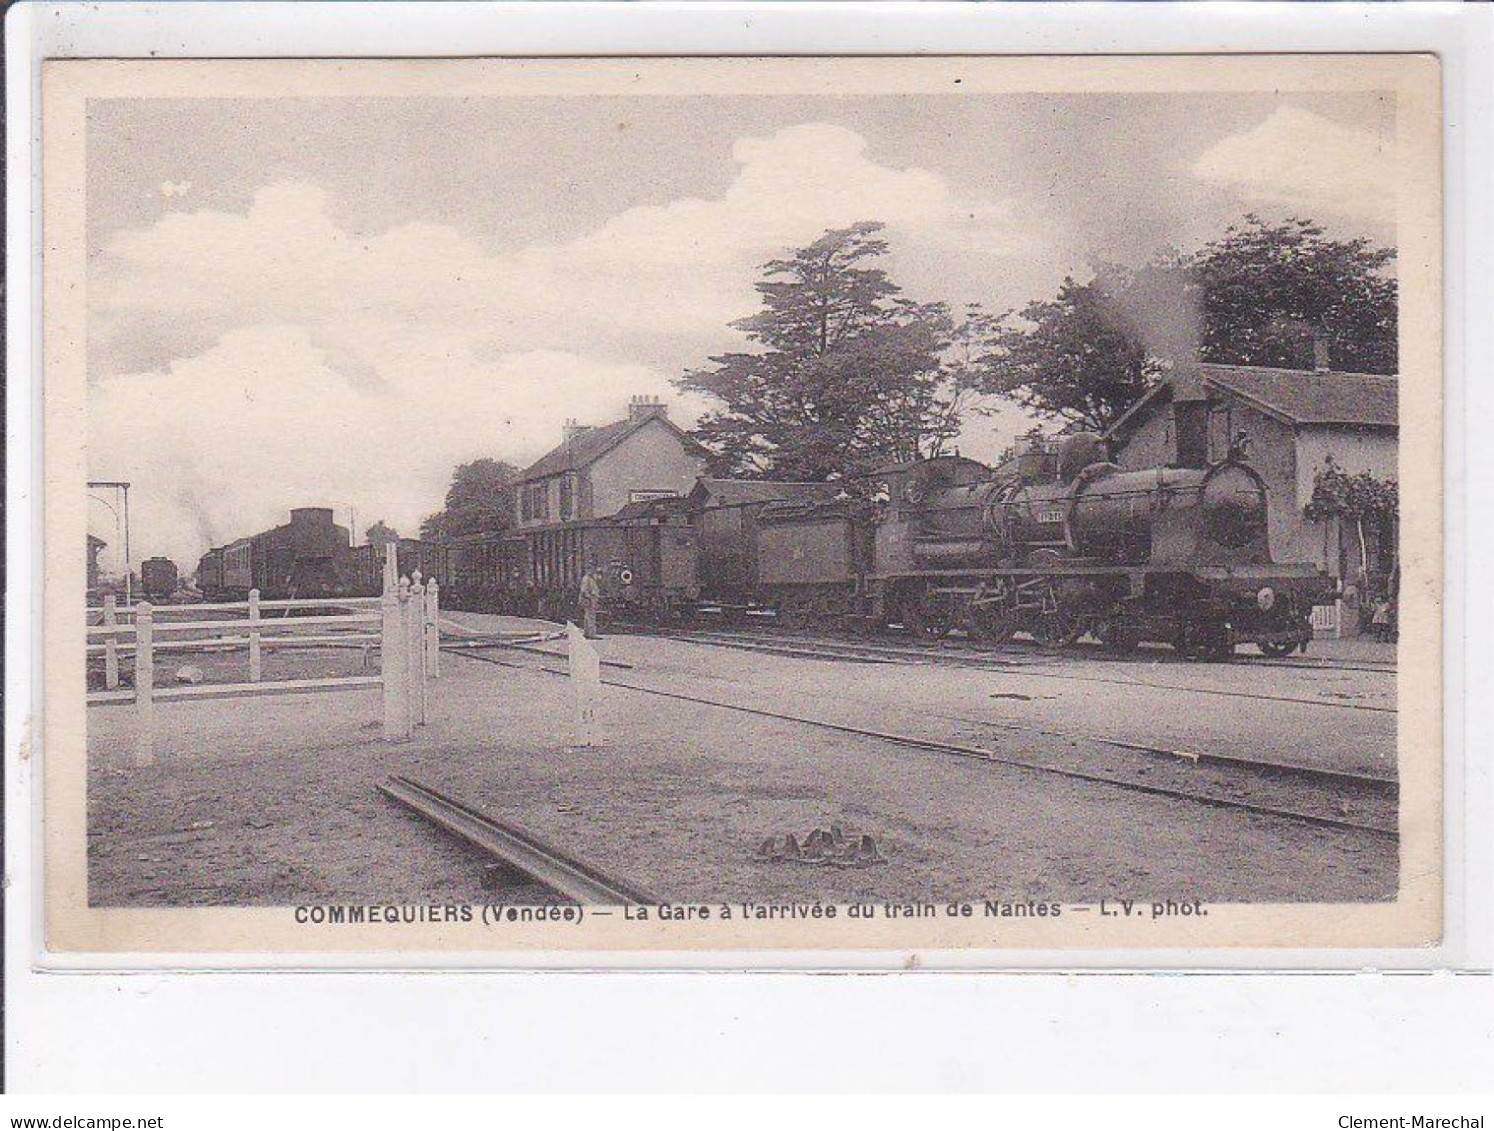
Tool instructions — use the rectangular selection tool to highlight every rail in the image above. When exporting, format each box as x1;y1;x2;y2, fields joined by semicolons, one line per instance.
380;775;657;904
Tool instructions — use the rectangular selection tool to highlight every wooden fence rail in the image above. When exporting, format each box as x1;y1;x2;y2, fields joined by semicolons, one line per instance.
86;544;438;764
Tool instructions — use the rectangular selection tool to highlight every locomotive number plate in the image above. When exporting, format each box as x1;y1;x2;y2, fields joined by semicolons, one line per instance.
1038;507;1065;524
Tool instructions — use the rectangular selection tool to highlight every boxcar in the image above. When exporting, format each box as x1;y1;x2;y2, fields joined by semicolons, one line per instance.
350;538;423;595
196;549;224;599
690;480;839;611
605;497;699;621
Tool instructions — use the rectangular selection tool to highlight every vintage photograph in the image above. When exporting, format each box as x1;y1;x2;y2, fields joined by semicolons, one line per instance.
41;56;1441;955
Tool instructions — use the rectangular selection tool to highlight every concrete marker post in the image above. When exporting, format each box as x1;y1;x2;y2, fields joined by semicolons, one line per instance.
409;572;428;727
381;546;410;742
567;621;600;747
425;577;441;678
248;587;262;682
134;602;155;767
103;594;119;690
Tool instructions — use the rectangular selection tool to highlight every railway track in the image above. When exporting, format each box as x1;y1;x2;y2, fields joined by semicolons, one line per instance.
380;774;656;904
445;642;1398;841
644;627;1397;716
617;613;1397;675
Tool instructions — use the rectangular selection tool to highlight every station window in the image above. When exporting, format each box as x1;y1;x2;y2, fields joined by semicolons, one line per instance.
559;475;574;520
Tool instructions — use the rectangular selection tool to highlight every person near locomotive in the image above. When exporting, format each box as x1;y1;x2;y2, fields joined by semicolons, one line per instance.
578;561;604;640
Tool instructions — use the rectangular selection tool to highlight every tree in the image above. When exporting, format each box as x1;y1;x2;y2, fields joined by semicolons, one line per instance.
968;269;1161;434
364;520;400;549
421;458;519;540
967;216;1398;435
1304;456;1399;587
677;222;964;480
1185;215;1397;374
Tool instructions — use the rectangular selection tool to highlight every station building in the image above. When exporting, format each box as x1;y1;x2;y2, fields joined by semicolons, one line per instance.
87;533;107;598
512;396;710;530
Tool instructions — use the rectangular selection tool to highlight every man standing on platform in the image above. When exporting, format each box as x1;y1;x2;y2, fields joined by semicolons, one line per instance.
579;561;603;640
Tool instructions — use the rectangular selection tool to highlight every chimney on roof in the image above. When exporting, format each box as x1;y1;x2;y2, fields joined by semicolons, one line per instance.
1312;330;1332;373
562;418;592;444
628;395;667;423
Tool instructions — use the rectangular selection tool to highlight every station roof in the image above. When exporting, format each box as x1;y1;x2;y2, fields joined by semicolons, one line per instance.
687;478;838;508
862;453;990;476
1106;363;1399;441
519;413;708;483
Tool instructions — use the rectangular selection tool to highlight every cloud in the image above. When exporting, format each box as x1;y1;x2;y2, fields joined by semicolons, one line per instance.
1190;106;1394;224
88;122;1032;567
87;325;704;571
93;123;1026;374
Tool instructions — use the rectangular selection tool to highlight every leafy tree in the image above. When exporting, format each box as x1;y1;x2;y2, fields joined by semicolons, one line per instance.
1304;456;1399;586
968;216;1398;434
1185;215;1397;374
969;269;1160;434
364;520;400;549
677;222;964;479
421;458;519;540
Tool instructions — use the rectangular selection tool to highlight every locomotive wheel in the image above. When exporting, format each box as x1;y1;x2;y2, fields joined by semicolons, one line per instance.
1177;623;1234;661
1208;637;1236;661
902;594;953;640
967;604;1018;646
1094;618;1140;654
1032;613;1082;647
775;595;808;631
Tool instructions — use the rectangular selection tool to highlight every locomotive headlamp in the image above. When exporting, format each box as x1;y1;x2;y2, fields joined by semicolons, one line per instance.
619;568;634;586
1256;586;1276;611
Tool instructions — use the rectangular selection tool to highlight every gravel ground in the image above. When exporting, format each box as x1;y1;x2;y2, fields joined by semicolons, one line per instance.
88;641;376;691
597;630;1399;778
86;676;554;908
87;629;1397;908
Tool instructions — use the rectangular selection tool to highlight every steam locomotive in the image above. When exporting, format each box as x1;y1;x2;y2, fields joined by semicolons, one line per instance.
427;435;1335;659
186;430;1332;657
195;507;355;601
813;436;1333;658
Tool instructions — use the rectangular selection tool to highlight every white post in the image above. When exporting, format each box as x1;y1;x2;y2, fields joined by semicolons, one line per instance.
134;602;155;767
248;588;262;682
408;572;428;726
567;621;600;747
103;594;120;690
381;546;410;742
425;577;441;678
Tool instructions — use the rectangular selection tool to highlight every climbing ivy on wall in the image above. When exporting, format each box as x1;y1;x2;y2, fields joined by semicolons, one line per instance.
1304;457;1399;585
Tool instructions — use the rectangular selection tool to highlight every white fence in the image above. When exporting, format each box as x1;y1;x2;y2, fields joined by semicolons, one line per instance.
87;544;438;763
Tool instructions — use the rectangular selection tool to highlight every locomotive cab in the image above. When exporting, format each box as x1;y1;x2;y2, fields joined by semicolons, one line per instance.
863;454;994;577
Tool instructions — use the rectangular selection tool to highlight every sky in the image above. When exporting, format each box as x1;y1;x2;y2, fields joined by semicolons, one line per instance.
84;88;1397;572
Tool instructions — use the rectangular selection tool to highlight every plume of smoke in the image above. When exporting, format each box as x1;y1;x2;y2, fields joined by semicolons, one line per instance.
173;486;220;552
1092;259;1203;370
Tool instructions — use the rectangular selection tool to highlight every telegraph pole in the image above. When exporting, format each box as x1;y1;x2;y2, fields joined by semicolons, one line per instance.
88;481;132;604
